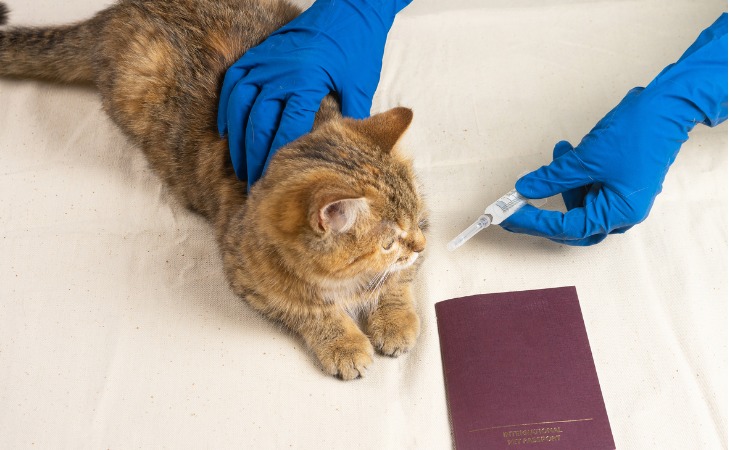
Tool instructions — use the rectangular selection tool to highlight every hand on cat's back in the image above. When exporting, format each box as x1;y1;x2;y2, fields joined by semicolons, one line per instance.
0;0;422;381
216;0;411;189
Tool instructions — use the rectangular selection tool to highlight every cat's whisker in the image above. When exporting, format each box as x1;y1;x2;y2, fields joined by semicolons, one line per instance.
366;265;391;292
367;263;395;303
371;273;392;304
365;271;385;291
368;272;387;298
365;272;385;302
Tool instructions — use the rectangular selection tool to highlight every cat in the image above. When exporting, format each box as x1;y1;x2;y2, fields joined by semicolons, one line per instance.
0;0;427;380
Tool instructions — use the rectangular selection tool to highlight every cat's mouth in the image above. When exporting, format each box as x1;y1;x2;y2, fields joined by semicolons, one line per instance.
396;252;419;268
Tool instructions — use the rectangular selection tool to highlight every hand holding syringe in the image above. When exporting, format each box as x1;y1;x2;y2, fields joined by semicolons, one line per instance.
447;188;546;251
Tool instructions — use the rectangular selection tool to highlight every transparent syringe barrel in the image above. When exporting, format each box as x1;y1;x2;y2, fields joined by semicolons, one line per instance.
446;187;546;251
484;188;529;224
446;214;491;251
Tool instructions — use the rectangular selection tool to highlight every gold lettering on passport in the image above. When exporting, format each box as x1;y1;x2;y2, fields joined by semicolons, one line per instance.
504;427;562;445
469;417;593;433
469;418;594;445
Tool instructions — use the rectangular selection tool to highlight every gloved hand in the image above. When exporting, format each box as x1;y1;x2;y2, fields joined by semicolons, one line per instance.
217;0;412;188
502;13;728;246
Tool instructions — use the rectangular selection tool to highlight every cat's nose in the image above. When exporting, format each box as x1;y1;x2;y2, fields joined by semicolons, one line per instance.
410;233;426;253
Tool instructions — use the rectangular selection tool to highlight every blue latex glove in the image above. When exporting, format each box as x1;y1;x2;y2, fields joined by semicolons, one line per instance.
217;0;412;188
502;13;728;246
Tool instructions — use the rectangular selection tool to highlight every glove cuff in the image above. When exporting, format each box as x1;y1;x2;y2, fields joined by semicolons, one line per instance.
646;13;728;128
302;0;409;34
346;0;412;22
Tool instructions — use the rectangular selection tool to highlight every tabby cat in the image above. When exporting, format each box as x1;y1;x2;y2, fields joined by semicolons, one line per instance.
0;0;427;380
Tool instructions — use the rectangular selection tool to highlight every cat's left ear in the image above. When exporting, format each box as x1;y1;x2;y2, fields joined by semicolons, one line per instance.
311;197;369;234
351;107;413;152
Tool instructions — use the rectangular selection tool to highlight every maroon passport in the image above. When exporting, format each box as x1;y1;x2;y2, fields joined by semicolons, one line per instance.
435;286;614;450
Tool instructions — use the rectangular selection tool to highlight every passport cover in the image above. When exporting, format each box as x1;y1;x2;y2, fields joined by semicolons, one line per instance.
435;286;614;449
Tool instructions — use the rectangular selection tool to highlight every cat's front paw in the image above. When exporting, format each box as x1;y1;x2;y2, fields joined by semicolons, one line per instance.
367;308;420;357
314;332;374;381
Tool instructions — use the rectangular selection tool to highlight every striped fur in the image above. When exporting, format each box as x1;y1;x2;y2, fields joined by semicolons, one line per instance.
0;0;427;380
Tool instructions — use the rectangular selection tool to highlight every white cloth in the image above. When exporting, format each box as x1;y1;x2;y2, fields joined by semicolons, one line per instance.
1;0;726;448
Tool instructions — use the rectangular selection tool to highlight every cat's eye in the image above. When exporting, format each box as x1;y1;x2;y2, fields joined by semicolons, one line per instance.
382;238;395;251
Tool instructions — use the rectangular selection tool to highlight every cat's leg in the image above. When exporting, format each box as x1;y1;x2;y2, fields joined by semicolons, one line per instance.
243;289;374;380
294;306;375;380
366;279;420;357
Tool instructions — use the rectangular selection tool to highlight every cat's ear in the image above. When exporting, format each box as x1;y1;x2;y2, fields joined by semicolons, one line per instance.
310;197;369;234
312;95;342;130
351;107;413;152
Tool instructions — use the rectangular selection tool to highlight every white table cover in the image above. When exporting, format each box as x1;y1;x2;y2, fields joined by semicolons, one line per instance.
1;0;727;448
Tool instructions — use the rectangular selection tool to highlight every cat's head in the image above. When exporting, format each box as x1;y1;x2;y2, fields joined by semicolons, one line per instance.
250;106;427;288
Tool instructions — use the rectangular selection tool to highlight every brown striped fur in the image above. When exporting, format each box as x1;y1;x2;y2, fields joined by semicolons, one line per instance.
0;0;427;380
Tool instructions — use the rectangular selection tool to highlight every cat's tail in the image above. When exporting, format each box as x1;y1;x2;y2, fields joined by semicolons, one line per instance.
0;2;97;83
0;3;8;26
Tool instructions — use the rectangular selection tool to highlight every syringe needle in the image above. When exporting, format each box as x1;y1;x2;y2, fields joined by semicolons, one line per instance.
447;187;546;251
446;214;492;251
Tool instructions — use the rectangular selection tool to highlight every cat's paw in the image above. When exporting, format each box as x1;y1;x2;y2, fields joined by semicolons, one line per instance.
368;309;420;357
315;332;374;381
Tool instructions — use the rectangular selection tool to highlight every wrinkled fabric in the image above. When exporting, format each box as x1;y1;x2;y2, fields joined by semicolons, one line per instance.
0;0;726;448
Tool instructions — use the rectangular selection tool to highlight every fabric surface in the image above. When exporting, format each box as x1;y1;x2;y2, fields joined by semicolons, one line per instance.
0;0;726;448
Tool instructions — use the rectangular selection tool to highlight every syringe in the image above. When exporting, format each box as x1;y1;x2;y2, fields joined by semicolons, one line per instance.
447;189;545;251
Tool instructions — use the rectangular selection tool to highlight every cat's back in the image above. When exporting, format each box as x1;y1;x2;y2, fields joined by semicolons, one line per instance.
99;0;300;78
95;0;300;148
